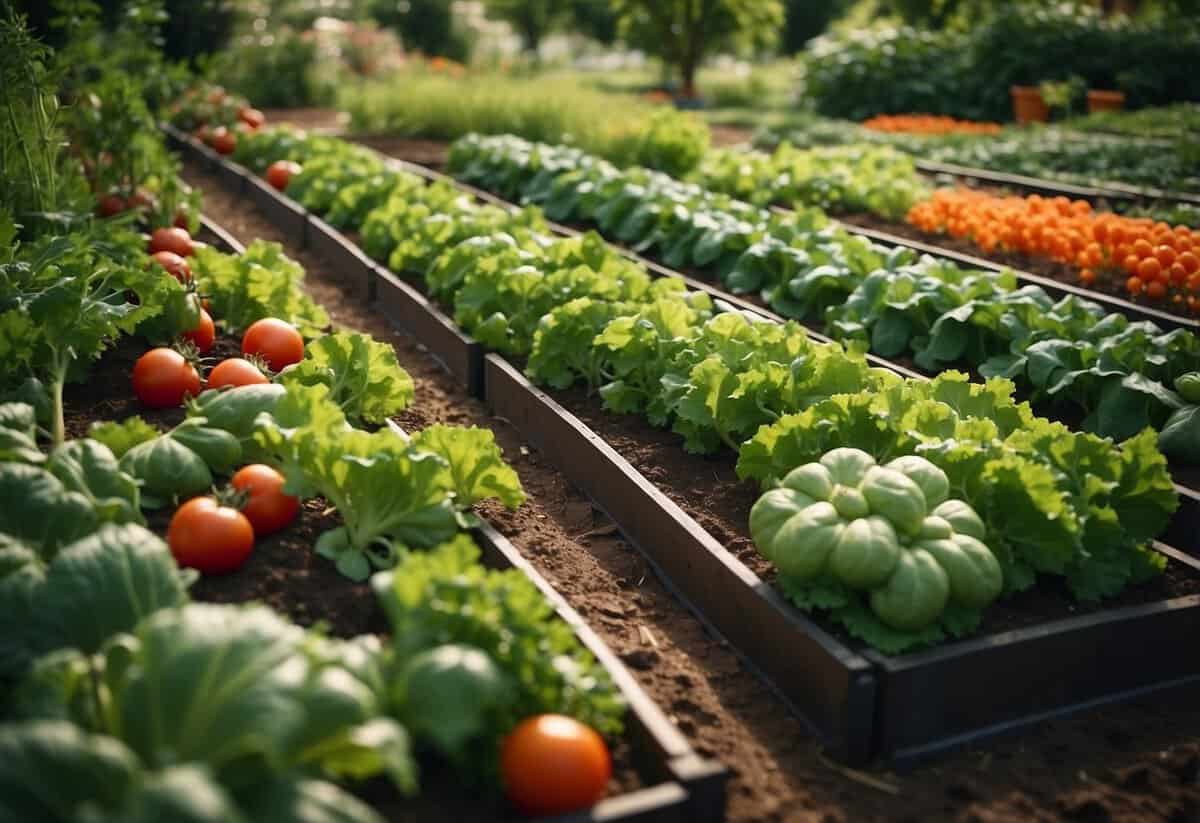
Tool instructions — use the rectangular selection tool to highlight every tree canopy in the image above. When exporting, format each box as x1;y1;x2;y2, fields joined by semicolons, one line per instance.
613;0;783;97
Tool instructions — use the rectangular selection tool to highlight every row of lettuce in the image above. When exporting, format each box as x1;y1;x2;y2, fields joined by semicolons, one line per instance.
0;10;623;820
445;134;1200;464
753;117;1200;203
229;125;1179;654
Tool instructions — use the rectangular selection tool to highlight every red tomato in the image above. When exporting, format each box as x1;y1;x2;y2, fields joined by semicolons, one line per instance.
241;318;304;370
239;107;265;129
231;464;299;536
210;127;237;156
501;715;611;817
208;357;269;390
181;308;216;353
150;227;195;257
174;210;192;230
97;194;127;217
168;497;254;574
265;160;302;192
128;189;156;211
132;348;201;408
151;250;192;284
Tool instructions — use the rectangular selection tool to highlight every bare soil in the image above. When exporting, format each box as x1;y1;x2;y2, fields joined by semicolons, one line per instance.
180;158;1200;823
261;107;348;134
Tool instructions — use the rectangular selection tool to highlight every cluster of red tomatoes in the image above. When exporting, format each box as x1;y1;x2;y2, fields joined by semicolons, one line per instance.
193;93;266;157
133;224;307;575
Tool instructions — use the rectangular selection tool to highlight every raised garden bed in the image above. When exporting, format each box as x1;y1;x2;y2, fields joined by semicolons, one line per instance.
187;132;1200;770
135;208;729;822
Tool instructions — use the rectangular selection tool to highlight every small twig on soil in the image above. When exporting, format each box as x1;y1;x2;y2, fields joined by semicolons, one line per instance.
638;624;660;649
817;752;901;796
573;523;619;539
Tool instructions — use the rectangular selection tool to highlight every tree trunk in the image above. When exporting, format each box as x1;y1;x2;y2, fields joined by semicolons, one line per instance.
680;58;698;99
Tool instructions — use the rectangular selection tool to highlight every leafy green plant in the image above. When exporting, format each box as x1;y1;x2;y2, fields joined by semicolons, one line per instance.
750;448;1001;651
254;385;524;581
698;143;930;219
279;332;415;425
0;226;177;446
374;535;624;774
117;418;242;508
737;373;1175;609
12;603;416;812
446;133;1200;458
190;240;330;336
0;522;190;684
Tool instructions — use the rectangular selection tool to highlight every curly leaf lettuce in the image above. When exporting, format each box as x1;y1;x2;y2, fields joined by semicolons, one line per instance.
279;332;414;425
190;241;329;336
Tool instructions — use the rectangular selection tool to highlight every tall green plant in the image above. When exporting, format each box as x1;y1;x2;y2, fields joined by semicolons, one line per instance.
0;8;78;227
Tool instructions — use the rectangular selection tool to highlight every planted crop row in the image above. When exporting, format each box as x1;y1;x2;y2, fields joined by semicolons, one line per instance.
755;119;1200;199
443;134;1200;466
907;189;1200;309
230;126;1179;656
1;14;630;818
0;215;627;820
695;144;930;222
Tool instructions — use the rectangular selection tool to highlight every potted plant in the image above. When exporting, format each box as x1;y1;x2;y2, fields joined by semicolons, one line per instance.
1039;76;1087;120
1087;89;1126;113
1010;85;1049;124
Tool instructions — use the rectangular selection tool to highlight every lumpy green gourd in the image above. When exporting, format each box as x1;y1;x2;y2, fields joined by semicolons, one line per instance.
749;448;1002;631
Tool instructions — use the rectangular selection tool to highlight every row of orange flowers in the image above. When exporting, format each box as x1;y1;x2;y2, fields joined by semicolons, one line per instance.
908;189;1200;308
862;114;1003;135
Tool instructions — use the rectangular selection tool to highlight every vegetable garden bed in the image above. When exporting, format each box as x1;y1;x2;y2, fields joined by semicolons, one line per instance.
174;125;1200;768
912;158;1200;211
48;205;728;823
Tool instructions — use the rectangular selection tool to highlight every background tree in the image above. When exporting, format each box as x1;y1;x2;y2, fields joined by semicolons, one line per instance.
570;0;618;44
613;0;783;98
13;0;236;62
484;0;568;56
781;0;851;52
371;0;470;60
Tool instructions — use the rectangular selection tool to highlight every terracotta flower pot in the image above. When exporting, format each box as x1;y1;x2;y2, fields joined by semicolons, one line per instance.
1087;89;1126;113
1010;85;1049;124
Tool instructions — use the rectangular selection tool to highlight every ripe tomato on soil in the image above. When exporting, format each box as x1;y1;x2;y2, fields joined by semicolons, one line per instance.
231;464;299;536
132;348;201;408
151;250;192;284
168;497;254;574
181;308;215;353
150;226;195;257
208;357;269;390
501;715;611;817
265;160;302;192
242;318;305;370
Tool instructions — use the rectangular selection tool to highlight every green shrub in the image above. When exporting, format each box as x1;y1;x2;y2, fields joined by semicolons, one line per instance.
208;27;335;109
803;6;1200;121
340;71;711;176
